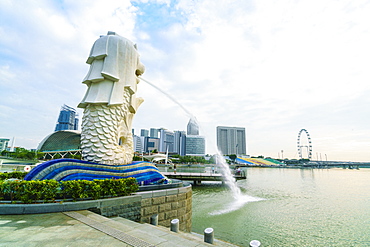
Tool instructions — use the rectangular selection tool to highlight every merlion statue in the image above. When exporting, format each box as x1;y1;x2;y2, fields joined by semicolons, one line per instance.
78;31;145;165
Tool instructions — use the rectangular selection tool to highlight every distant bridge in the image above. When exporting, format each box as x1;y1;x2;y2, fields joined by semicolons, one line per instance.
302;161;370;169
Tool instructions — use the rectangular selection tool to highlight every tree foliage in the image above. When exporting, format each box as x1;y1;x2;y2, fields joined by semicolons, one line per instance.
171;155;209;164
1;148;43;161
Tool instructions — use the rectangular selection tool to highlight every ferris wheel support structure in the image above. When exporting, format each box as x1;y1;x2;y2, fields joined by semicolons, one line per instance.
297;129;312;160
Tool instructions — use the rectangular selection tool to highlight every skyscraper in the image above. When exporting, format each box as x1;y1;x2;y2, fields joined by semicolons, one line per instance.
145;137;160;153
140;129;149;137
133;135;144;153
150;128;159;138
174;131;186;156
158;128;175;153
187;118;199;135
0;138;10;152
55;105;79;131
216;126;246;155
185;135;205;156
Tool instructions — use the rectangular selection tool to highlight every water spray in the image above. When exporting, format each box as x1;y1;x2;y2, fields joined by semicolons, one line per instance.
139;77;195;119
139;76;263;214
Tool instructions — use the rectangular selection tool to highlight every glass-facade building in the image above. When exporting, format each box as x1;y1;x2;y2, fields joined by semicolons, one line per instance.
150;128;159;138
174;131;186;156
140;129;149;137
159;129;175;153
0;138;10;152
131;119;206;156
187;118;199;135
185;135;205;156
145;137;160;153
133;135;143;153
55;105;79;131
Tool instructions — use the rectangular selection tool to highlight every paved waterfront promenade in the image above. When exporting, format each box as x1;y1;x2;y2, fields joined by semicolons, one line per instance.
0;210;238;246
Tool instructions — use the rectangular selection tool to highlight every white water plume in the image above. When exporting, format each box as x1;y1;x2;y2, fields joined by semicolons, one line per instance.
139;77;264;214
139;77;195;119
215;151;241;199
209;151;265;215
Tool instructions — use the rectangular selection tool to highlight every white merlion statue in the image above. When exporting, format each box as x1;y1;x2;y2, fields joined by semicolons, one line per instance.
78;31;145;165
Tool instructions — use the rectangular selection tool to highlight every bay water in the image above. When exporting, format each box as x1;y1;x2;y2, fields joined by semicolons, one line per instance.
192;167;370;246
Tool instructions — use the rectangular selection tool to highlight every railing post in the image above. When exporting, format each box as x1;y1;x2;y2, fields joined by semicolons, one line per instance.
150;214;158;226
249;240;261;247
204;228;214;244
170;219;179;233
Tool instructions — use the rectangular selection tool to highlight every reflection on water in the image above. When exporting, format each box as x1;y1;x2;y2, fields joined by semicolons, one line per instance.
192;168;370;247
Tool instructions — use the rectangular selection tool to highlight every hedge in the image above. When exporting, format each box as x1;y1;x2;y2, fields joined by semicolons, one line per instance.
0;176;139;203
0;171;28;180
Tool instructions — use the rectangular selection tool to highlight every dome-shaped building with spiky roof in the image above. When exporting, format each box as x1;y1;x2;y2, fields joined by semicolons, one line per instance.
38;130;81;159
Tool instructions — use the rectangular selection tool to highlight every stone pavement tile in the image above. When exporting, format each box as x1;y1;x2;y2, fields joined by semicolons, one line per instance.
152;232;204;247
110;216;227;246
62;235;129;246
130;224;172;237
74;210;111;224
0;212;238;247
123;228;167;245
111;217;145;229
0;229;35;242
98;218;136;232
0;213;127;246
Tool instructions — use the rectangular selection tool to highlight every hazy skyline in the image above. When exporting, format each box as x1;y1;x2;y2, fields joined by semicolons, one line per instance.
1;0;370;161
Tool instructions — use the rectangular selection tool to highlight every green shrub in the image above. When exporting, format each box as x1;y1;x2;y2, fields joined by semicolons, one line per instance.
94;178;139;198
0;176;138;203
61;180;103;201
0;172;27;180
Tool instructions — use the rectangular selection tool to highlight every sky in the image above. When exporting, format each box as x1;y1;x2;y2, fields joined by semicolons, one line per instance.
1;0;370;161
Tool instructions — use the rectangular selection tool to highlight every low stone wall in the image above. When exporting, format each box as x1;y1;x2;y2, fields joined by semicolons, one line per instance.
138;185;192;232
0;184;193;232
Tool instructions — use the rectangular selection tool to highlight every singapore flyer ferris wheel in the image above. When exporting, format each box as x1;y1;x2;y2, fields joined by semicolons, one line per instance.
297;129;312;159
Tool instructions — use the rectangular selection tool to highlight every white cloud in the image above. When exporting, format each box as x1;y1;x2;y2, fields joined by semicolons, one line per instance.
1;0;370;161
133;0;370;160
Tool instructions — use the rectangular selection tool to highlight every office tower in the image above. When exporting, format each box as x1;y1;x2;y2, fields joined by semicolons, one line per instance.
216;126;246;155
133;135;143;153
185;135;205;156
150;128;159;138
55;105;79;131
174;131;186;156
159;128;174;153
140;129;149;137
145;137;160;153
187;118;199;135
0;138;10;152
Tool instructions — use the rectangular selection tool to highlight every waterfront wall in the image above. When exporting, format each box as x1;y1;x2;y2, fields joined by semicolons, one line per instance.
139;185;192;232
0;184;192;232
91;184;192;232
